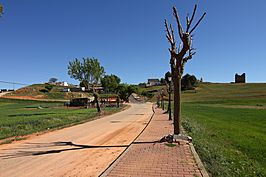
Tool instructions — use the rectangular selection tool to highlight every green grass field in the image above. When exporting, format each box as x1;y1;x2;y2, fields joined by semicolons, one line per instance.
0;98;121;141
180;83;266;176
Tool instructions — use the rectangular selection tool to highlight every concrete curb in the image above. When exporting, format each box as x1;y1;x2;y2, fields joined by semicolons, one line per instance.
189;142;209;177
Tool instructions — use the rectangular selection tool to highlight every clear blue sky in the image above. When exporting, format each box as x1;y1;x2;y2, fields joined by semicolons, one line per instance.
0;0;265;89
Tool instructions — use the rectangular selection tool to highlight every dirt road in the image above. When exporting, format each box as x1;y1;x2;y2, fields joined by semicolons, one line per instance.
0;92;10;97
0;103;153;177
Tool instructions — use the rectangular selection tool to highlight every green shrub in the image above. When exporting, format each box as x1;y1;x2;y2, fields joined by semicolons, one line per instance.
141;90;154;99
45;85;53;91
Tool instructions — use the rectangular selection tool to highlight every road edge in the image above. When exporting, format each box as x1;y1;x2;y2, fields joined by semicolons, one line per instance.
189;142;209;177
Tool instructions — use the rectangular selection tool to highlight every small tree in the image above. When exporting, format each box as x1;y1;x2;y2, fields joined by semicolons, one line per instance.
141;90;153;100
116;96;120;108
49;78;58;83
160;78;166;85
68;57;105;112
45;85;53;92
68;58;105;88
164;5;206;134
101;74;121;93
189;75;197;86
93;92;101;112
117;84;138;102
117;84;128;101
181;74;192;90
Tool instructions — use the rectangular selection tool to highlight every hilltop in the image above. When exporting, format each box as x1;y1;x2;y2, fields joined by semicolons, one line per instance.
140;82;266;104
3;84;91;101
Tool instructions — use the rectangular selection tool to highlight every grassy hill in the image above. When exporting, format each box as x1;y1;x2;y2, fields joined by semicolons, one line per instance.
3;84;92;101
179;83;266;176
182;82;266;103
140;82;266;103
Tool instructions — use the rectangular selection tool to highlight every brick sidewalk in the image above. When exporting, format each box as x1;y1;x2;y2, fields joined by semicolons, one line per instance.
103;107;208;177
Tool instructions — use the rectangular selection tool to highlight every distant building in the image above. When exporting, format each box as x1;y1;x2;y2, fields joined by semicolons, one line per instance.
70;87;84;92
62;82;68;86
63;88;70;92
147;79;160;87
47;81;69;87
81;87;86;92
57;81;68;86
235;73;246;83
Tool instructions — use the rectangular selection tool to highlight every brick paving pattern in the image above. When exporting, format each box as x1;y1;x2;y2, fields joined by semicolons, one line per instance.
105;107;205;177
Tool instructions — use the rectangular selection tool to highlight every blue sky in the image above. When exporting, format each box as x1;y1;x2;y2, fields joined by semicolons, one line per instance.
0;0;265;89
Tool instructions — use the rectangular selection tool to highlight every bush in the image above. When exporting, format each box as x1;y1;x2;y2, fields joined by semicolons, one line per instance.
45;85;53;92
141;90;154;99
39;89;49;93
49;78;58;83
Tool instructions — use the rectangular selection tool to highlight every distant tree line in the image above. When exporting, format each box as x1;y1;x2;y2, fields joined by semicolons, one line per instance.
101;74;139;102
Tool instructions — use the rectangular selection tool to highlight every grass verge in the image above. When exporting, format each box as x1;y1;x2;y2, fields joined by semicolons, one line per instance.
0;98;125;142
178;83;266;176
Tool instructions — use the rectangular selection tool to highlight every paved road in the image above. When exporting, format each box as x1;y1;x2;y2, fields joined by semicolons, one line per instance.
0;103;153;177
105;108;207;177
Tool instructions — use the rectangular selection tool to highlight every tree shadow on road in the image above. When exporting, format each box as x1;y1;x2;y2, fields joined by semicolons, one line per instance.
0;141;128;159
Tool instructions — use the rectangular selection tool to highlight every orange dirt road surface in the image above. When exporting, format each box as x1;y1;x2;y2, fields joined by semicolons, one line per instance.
0;103;153;177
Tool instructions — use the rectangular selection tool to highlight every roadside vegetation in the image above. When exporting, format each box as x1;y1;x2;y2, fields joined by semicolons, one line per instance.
154;82;266;176
0;98;123;142
181;83;266;176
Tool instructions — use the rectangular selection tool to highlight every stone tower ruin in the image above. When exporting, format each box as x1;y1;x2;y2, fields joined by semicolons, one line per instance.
235;73;246;83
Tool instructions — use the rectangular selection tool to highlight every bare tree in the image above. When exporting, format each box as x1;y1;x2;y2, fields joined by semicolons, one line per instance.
164;5;206;134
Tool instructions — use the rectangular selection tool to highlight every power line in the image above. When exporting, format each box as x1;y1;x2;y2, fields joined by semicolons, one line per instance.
0;80;28;86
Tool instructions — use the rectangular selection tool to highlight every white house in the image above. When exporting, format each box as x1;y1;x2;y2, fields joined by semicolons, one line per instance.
147;79;160;87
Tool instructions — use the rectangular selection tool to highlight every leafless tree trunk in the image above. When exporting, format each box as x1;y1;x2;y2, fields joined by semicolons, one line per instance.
93;92;101;113
92;85;101;113
165;5;206;135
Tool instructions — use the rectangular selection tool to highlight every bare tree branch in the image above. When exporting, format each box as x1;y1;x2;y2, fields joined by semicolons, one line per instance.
164;19;173;44
173;6;183;38
170;24;175;44
178;43;182;53
186;4;197;32
186;14;190;26
190;12;206;34
183;49;196;63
